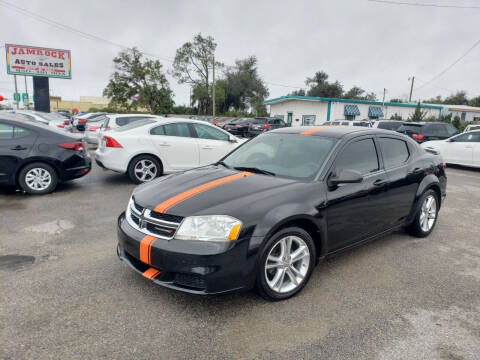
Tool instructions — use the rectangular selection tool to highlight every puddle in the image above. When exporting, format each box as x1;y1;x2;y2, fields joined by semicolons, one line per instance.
0;255;35;271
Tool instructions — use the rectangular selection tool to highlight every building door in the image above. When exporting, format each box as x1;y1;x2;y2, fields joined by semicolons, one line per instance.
287;112;293;126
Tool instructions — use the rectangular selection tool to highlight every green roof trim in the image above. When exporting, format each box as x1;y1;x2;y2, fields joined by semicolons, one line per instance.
262;95;443;110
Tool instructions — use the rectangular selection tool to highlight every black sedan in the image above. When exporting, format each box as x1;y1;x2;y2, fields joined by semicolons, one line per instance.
0;114;91;194
248;117;288;137
117;126;446;300
223;118;252;137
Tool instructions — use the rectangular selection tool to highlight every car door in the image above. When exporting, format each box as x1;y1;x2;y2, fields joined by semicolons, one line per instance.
326;136;389;251
149;123;199;171
0;122;37;184
377;136;419;227
444;132;475;165
192;123;237;165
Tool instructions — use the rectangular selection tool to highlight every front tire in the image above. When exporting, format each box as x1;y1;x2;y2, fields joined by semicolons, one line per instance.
18;162;58;195
256;227;316;301
407;189;439;237
128;155;162;184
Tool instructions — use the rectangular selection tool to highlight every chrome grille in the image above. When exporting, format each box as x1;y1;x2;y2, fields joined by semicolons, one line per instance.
127;199;181;239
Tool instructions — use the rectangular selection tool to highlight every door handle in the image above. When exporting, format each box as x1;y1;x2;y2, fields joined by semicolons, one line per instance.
201;146;213;150
158;143;171;147
465;146;473;149
11;145;27;151
373;179;388;187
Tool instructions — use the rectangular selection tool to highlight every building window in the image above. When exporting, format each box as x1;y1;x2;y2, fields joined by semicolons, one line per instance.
302;115;316;126
461;112;466;122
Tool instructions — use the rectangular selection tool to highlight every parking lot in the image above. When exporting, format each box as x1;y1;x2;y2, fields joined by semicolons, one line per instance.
1;152;479;359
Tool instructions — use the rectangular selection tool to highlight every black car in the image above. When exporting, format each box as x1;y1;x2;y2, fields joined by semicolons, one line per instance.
397;122;459;143
224;118;252;137
248;117;288;137
0;114;91;194
117;126;446;300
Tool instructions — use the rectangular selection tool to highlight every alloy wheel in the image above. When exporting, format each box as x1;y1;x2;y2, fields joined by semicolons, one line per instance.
134;160;157;182
25;168;52;191
419;194;437;232
265;235;310;293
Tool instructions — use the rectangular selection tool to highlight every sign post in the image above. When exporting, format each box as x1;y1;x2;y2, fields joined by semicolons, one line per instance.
5;44;71;112
14;75;19;109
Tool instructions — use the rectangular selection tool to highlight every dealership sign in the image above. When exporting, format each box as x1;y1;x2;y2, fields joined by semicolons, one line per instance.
5;44;71;79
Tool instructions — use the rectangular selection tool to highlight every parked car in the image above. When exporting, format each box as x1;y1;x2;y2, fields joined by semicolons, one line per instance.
248;117;288;136
421;130;480;168
90;114;161;145
396;122;459;143
117;126;446;300
224;118;252;137
372;120;403;131
74;112;107;131
95;118;243;183
464;124;480;133
0;114;91;194
12;110;72;131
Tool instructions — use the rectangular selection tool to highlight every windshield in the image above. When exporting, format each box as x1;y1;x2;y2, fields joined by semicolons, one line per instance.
114;118;156;132
222;133;337;179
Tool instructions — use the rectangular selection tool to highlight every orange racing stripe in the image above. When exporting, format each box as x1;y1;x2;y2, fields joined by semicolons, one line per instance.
154;172;252;213
142;267;161;280
300;126;334;135
139;235;157;264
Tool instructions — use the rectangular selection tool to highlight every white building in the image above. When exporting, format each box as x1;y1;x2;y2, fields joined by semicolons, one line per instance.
440;105;480;123
263;95;443;127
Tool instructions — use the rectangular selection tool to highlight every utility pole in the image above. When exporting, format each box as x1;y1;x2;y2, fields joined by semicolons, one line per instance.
212;55;216;122
382;88;387;120
408;76;415;103
14;74;19;109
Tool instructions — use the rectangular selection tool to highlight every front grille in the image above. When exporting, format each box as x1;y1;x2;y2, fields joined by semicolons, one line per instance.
149;211;184;224
128;200;182;239
174;273;206;290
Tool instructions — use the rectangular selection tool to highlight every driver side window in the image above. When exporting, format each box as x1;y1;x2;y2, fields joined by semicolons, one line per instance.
335;138;379;175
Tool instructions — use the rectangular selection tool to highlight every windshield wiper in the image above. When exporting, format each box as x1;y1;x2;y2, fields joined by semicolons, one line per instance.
233;166;276;176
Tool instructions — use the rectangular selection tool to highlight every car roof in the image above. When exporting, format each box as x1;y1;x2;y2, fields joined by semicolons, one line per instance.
272;126;396;138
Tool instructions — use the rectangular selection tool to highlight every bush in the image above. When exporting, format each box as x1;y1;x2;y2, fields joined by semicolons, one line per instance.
390;113;402;120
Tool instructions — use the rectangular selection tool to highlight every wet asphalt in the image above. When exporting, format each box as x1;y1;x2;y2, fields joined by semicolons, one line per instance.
1;151;479;359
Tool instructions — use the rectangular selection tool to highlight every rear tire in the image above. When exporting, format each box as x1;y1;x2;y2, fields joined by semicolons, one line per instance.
407;189;439;238
128;155;162;184
18;162;58;195
256;227;316;301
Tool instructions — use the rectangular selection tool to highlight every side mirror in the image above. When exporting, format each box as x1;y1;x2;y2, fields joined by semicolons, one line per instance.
229;135;238;143
328;169;363;187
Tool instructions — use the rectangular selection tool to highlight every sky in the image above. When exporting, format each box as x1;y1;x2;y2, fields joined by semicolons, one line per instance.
0;0;478;107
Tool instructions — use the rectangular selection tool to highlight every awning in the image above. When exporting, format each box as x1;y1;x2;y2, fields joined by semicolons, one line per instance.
344;105;360;116
368;106;384;118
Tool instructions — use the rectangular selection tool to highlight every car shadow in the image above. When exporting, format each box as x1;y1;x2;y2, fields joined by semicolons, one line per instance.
446;164;480;173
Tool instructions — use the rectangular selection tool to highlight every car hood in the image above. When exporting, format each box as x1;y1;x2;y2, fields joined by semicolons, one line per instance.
132;165;304;217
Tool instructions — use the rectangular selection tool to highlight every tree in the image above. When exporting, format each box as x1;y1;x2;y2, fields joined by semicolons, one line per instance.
220;56;269;115
305;71;343;98
390;113;403;120
443;91;468;105
389;98;404;103
103;47;174;114
408;102;428;122
290;89;306;96
468;96;480;107
172;33;219;114
452;115;462;130
424;95;443;104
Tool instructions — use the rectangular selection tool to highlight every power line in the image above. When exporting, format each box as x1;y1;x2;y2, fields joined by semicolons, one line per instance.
0;0;175;63
368;0;480;9
415;38;480;91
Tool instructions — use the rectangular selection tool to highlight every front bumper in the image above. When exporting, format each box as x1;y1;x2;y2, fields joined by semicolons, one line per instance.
117;212;259;294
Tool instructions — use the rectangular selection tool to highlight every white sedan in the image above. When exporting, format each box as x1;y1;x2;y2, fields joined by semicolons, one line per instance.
421;130;480;168
95;118;244;183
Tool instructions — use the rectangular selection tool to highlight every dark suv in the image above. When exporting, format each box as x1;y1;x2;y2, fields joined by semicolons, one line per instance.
397;122;459;143
248;117;287;137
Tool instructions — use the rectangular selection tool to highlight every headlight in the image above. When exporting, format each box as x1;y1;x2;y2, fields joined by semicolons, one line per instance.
175;215;242;242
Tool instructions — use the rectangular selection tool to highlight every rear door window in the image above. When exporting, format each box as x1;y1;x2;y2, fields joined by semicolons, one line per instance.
151;123;192;138
379;137;410;168
14;126;32;139
0;123;14;140
116;116;151;126
335;138;379;175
